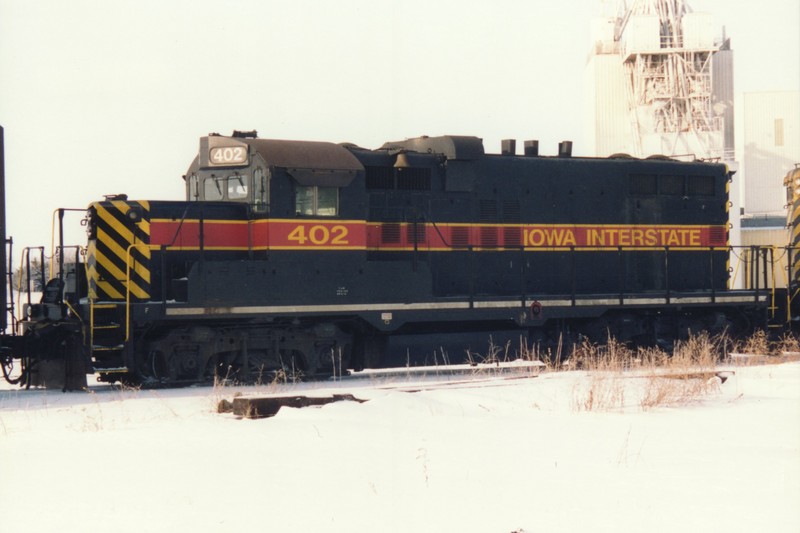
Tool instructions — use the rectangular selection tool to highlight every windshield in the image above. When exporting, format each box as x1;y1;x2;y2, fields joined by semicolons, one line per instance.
202;174;250;202
228;174;248;199
204;177;225;201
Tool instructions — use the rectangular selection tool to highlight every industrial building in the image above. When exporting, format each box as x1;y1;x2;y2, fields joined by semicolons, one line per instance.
586;0;799;289
586;0;734;162
739;91;800;289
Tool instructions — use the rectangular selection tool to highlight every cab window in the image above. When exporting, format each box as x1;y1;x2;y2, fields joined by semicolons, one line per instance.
188;173;200;200
227;174;248;199
316;187;338;215
202;175;249;201
204;177;225;200
253;168;269;213
295;186;338;216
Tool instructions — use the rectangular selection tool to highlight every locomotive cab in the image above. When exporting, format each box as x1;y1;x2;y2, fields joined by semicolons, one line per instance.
185;132;270;213
183;131;364;221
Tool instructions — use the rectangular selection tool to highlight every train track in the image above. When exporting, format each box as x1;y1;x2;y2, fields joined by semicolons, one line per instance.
219;360;545;418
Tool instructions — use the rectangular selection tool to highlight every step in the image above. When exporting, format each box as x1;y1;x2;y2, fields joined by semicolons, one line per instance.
95;367;130;374
92;344;125;351
92;303;119;309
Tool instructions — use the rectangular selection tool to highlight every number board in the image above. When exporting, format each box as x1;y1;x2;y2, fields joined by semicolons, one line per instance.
208;145;248;166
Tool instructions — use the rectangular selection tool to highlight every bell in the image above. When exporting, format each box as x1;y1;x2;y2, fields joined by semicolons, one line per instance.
393;152;411;169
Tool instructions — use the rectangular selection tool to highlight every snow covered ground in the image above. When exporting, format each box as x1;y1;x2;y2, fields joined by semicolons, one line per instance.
1;362;798;533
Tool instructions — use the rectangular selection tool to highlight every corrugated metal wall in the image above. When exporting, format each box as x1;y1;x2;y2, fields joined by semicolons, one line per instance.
711;47;735;160
585;53;632;157
743;91;800;214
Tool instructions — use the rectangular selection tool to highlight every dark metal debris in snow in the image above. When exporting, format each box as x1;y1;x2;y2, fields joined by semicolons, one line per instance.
219;394;366;419
218;369;543;419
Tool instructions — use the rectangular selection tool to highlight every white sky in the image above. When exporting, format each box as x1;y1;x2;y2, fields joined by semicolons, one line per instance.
1;0;798;253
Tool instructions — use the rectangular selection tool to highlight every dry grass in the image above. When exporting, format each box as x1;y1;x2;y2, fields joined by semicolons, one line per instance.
638;373;721;411
210;330;800;414
572;373;627;412
566;330;800;411
735;329;770;355
776;332;800;353
459;331;738;412
729;330;800;365
729;329;800;357
567;331;738;412
465;337;516;366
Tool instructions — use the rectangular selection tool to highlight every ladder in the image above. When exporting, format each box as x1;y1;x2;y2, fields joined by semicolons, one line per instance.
89;302;129;374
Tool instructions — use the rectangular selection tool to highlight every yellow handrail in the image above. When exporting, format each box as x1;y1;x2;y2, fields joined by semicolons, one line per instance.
50;209;58;281
111;243;795;341
124;243;158;342
729;247;744;288
769;246;777;321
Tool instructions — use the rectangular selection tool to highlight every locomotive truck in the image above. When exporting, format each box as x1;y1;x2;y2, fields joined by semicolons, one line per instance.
0;127;781;389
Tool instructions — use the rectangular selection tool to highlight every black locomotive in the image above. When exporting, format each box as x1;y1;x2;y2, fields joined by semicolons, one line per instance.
0;128;776;389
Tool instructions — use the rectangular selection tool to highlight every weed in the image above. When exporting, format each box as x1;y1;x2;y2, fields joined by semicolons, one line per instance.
616;427;646;466
572;372;627;412
330;347;345;381
736;329;770;355
416;447;430;487
671;332;722;369
639;374;720;411
566;331;736;412
78;396;105;432
776;332;800;354
729;330;800;364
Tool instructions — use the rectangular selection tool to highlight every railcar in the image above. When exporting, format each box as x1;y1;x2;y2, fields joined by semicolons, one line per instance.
0;129;776;389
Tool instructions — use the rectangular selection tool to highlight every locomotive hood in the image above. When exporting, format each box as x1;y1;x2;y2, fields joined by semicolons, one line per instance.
192;135;362;171
186;135;365;188
380;135;484;160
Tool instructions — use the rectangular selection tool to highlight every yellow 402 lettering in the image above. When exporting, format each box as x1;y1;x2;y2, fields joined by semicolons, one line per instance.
287;224;349;246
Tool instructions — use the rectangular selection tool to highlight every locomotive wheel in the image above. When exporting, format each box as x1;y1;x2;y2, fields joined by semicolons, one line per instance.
148;347;207;384
149;350;175;383
228;348;304;383
244;349;272;384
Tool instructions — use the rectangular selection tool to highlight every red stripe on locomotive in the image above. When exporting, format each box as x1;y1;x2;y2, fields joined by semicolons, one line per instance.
150;219;727;251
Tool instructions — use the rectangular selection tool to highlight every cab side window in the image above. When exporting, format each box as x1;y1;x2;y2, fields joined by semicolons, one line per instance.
316;187;338;216
188;173;200;200
253;168;269;213
295;186;338;216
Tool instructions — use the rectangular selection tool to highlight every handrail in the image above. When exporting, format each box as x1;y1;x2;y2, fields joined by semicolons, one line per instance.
770;246;778;321
64;299;83;326
777;246;791;324
106;241;798;343
124;242;160;342
729;246;744;287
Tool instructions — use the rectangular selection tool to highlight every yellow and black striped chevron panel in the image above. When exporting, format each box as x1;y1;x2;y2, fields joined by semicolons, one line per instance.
785;167;800;285
87;200;151;301
791;197;800;286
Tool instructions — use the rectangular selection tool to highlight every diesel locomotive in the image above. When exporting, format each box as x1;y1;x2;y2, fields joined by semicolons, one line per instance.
0;127;780;389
